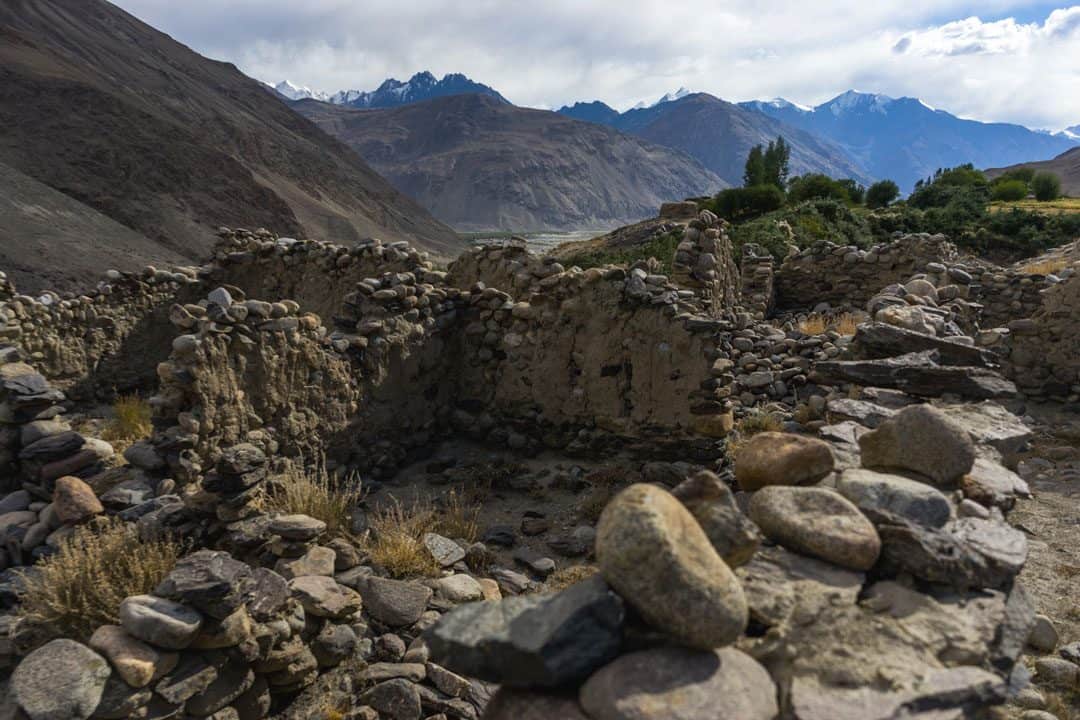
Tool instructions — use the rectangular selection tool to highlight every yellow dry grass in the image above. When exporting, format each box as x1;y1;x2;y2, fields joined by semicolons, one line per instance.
16;518;184;642
989;197;1080;215
797;314;828;335
100;395;152;455
543;565;599;593
1020;257;1071;275
262;464;364;541
832;312;860;336
364;501;440;578
727;407;784;459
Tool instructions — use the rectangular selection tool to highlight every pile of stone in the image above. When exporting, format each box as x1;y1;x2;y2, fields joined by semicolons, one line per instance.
670;210;740;314
0;272;13;303
6;547;366;720
425;403;1036;719
866;261;980;338
738;243;775;319
1004;267;1080;402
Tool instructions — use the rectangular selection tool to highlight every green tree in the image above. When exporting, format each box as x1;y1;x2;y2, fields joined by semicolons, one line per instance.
743;145;766;187
990;180;1028;202
788;174;850;204
762;137;790;189
865;180;900;209
714;185;786;221
838;179;865;205
1032;172;1062;201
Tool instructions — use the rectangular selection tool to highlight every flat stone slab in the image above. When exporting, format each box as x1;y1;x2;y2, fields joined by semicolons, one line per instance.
852;322;992;367
815;351;1017;400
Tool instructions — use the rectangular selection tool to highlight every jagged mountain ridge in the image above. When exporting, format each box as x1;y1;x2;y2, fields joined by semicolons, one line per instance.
0;0;463;291
577;93;873;187
739;91;1078;191
294;93;726;232
267;71;509;109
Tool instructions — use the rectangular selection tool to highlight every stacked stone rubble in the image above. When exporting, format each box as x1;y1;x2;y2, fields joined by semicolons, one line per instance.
670;210;740;315
1005;266;1080;402
738;243;775;319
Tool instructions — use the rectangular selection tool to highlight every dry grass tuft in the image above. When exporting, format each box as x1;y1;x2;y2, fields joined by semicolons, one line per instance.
833;312;860;336
364;501;439;579
543;565;598;593
1020;257;1070;275
797;314;829;335
16;518;184;642
101;395;152;454
433;488;481;543
579;466;622;522
727;407;785;459
263;464;363;541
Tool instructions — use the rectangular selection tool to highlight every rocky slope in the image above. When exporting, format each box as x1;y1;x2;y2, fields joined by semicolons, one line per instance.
562;93;871;187
986;147;1080;197
0;0;462;290
295;94;725;231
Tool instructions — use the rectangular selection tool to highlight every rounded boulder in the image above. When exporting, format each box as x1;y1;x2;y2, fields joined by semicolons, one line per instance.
735;432;835;491
596;484;747;649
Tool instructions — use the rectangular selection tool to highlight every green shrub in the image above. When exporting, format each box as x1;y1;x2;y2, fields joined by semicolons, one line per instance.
713;185;785;221
865;180;900;209
1032;172;1062;201
991;180;1029;202
730;200;871;260
561;228;683;273
787;174;852;204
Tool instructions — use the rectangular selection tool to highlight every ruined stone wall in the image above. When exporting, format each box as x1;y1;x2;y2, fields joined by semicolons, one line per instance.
971;268;1055;329
670;211;740;316
445;240;559;299
774;233;958;311
205;229;433;325
0;272;14;302
738;244;775;319
1004;266;1080;402
0;268;201;398
453;266;730;456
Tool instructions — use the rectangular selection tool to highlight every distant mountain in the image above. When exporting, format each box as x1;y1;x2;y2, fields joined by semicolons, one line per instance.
556;101;620;126
986;147;1080;197
566;93;871;187
294;93;725;232
740;91;1079;192
0;0;462;291
632;87;692;110
268;80;330;102
1064;125;1080;141
269;71;510;110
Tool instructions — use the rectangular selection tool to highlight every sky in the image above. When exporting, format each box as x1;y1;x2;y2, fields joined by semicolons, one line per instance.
112;1;1080;131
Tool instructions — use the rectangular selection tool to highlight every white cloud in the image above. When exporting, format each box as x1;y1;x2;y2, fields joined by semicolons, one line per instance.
111;1;1080;130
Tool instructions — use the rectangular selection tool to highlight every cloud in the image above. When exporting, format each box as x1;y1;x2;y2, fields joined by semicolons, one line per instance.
110;1;1080;130
893;6;1080;56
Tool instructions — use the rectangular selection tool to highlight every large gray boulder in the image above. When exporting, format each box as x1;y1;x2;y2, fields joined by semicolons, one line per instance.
859;405;975;486
579;647;778;720
814;351;1016;400
749;486;881;571
11;639;111;720
596;484;747;649
426;574;624;688
837;468;952;528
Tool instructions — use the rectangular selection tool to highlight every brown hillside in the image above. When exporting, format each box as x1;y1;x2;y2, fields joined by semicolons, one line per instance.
0;0;461;290
986;147;1080;196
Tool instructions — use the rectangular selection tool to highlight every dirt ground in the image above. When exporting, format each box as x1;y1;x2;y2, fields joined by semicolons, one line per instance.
1007;403;1080;719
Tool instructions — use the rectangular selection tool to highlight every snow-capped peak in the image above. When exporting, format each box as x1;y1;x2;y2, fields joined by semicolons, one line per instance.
630;87;692;110
271;80;329;102
1065;124;1080;140
823;90;895;116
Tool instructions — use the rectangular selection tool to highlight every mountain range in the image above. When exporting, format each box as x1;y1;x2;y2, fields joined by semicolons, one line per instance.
269;72;508;109
557;90;1077;193
737;91;1077;192
0;0;461;292
293;94;724;231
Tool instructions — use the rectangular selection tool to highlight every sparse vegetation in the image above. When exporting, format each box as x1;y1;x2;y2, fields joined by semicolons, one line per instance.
263;463;364;541
561;228;683;274
364;500;440;578
797;314;828;335
1019;257;1071;275
16;518;184;642
543;564;598;593
578;466;622;522
833;311;860;335
101;394;152;453
433;488;481;542
735;407;783;437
